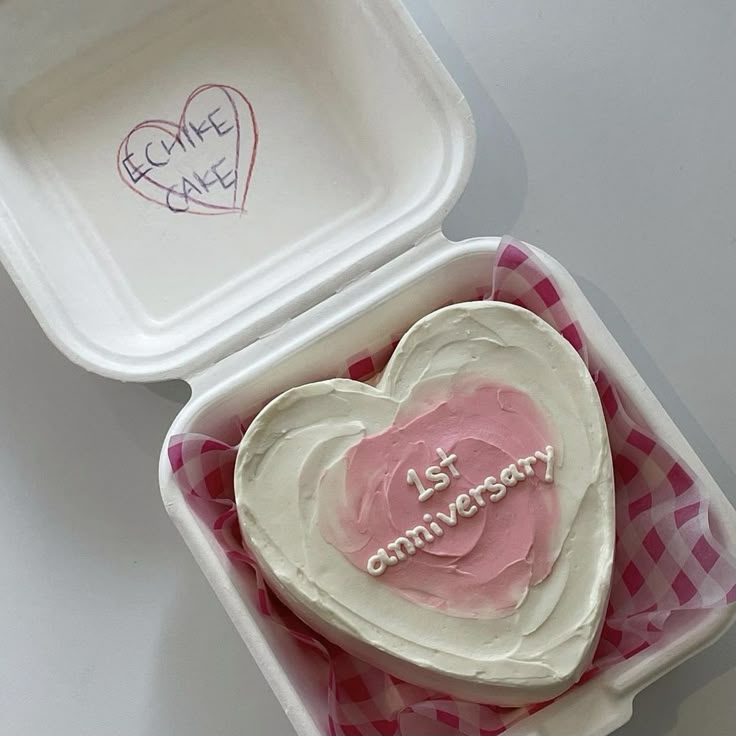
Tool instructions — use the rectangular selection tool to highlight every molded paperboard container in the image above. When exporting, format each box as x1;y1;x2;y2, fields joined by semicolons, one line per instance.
1;2;734;735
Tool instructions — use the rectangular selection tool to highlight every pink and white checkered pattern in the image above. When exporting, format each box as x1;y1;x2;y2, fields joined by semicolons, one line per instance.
168;237;736;735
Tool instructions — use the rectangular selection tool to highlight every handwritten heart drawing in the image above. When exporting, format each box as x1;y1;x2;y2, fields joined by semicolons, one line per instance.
117;83;258;215
235;302;615;705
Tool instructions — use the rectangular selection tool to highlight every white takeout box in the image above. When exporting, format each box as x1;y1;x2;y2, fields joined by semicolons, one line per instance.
1;2;734;735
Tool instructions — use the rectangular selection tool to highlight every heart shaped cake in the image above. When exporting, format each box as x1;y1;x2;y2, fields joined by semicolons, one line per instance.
235;302;614;705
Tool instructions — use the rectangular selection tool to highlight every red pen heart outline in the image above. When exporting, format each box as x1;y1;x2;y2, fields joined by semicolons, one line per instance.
116;83;258;215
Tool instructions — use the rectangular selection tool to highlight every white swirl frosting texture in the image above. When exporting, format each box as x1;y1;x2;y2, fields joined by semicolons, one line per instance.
235;302;614;705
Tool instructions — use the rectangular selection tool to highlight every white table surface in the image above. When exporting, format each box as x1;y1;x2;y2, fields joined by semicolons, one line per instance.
1;2;735;734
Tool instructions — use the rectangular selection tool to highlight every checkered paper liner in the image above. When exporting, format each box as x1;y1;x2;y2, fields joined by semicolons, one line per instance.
168;237;736;736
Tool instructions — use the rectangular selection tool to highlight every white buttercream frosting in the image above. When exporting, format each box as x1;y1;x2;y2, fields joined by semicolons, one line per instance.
235;302;614;705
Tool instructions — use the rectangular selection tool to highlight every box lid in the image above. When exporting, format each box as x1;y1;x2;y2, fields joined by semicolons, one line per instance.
0;0;474;381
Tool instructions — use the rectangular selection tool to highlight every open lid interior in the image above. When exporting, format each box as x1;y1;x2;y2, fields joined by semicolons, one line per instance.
0;0;474;381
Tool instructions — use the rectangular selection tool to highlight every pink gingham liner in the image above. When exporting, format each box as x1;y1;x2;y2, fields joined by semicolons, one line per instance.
168;237;736;736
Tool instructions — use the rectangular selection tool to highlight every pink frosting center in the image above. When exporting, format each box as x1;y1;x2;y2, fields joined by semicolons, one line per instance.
319;383;559;618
